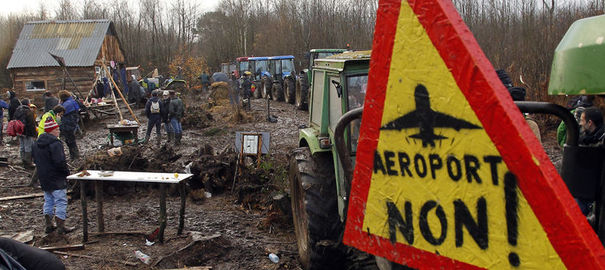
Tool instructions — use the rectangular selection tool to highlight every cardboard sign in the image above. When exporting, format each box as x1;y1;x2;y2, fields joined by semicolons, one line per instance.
343;0;605;269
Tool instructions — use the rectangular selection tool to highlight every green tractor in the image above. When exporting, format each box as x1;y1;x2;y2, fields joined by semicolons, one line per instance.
295;49;347;110
289;51;371;269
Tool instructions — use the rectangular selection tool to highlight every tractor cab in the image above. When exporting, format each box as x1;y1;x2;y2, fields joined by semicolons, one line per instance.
295;49;348;110
235;56;251;78
268;55;297;102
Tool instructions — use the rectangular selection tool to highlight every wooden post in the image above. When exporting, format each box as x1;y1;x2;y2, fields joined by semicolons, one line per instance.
80;181;88;243
95;181;104;232
159;184;167;243
256;135;263;168
178;182;186;235
102;64;140;124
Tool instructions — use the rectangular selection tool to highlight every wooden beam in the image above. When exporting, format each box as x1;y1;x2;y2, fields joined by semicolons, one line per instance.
41;244;85;252
52;251;137;266
0;193;44;202
90;231;147;236
102;64;139;124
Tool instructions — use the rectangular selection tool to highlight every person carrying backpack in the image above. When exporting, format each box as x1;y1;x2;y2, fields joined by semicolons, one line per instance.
14;99;37;169
144;90;162;144
6;90;20;121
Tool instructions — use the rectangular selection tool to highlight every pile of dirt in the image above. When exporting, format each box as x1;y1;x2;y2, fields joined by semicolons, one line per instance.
182;105;213;129
80;144;181;172
186;145;237;194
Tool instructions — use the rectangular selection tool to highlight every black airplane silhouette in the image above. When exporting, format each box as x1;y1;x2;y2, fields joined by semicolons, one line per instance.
381;84;481;147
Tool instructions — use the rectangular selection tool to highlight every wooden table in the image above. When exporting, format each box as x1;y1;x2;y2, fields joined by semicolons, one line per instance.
106;124;139;145
67;170;193;244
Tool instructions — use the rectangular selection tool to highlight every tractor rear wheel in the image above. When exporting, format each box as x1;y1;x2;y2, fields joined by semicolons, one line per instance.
272;83;284;101
285;78;296;104
289;147;342;269
296;76;309;110
262;77;272;99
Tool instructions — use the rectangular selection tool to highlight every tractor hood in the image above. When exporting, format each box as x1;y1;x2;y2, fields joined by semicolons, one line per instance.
549;14;605;95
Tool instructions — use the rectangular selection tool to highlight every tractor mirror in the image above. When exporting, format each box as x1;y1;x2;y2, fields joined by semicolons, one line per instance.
332;80;342;98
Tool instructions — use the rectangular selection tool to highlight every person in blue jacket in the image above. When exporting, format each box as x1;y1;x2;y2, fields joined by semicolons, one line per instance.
58;90;80;160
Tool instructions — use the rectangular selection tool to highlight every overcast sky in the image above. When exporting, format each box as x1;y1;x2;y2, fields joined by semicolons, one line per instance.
0;0;220;16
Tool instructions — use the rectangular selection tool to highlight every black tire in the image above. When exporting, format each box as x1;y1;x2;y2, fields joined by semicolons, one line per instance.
285;78;296;104
289;147;342;269
272;83;284;101
296;76;309;110
262;77;272;99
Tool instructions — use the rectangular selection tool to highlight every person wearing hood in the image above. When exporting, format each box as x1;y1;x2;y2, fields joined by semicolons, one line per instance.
14;99;37;169
32;118;73;235
160;90;173;142
58;90;80;160
6;90;20;121
144;90;162;144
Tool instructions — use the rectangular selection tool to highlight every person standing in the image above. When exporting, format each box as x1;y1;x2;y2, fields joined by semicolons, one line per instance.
7;90;20;121
200;71;210;93
58;90;80;160
144;90;162;144
168;91;184;145
30;105;66;188
37;105;65;137
14;99;37;169
43;91;59;113
160;91;173;143
0;97;8;145
32;118;72;235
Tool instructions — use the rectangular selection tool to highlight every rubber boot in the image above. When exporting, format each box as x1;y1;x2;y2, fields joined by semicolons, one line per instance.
22;152;34;169
175;133;182;146
45;215;55;233
29;167;39;187
167;132;174;143
69;146;80;160
55;217;75;235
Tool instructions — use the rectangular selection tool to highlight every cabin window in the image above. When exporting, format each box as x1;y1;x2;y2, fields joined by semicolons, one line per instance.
25;80;46;91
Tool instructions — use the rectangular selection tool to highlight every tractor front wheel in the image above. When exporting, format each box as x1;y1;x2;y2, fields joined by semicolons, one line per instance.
285;78;296;104
272;83;284;101
296;76;309;110
289;147;342;269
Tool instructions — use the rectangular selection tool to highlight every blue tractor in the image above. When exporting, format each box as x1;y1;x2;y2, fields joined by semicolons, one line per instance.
248;56;271;98
267;55;296;102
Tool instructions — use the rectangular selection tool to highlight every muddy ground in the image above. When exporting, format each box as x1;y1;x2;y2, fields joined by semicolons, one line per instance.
0;88;307;269
0;85;566;269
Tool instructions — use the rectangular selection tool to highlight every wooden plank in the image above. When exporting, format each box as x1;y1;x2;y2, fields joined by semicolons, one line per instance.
0;193;45;201
41;244;85;252
52;251;137;266
90;231;147;236
163;267;212;270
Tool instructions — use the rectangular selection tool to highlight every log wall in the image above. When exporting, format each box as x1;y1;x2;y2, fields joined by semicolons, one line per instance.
11;67;96;107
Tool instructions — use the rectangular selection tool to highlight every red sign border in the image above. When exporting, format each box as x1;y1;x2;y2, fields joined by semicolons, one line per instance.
343;0;605;269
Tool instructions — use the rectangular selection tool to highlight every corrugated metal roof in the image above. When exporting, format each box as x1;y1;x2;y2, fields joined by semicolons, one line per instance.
7;20;112;69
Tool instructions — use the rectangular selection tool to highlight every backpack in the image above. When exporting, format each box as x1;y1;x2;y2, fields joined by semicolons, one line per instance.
150;100;160;114
6;120;24;137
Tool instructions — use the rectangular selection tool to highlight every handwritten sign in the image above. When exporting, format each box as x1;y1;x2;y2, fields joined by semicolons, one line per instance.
343;0;605;269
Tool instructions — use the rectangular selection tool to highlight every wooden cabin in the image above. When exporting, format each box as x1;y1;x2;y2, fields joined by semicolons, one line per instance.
6;19;125;106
